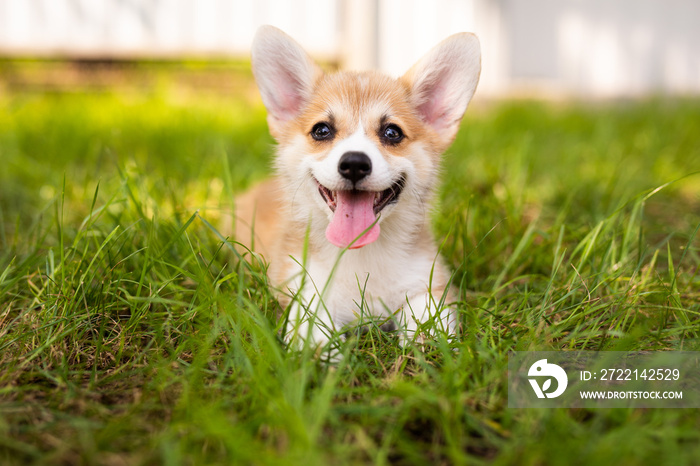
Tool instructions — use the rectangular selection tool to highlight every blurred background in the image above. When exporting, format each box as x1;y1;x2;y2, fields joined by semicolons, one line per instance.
1;0;700;98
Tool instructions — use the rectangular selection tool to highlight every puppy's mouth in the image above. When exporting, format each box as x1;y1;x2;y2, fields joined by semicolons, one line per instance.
316;177;405;215
314;177;405;249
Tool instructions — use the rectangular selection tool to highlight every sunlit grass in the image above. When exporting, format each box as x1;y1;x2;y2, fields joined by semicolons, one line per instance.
1;70;699;464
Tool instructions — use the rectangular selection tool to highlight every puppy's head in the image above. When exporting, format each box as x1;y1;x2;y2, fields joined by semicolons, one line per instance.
252;26;480;249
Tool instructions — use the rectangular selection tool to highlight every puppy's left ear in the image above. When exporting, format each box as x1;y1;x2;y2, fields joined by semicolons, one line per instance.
251;26;323;136
402;33;481;143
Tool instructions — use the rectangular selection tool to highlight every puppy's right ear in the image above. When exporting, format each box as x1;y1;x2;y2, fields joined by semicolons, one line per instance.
402;33;481;145
251;26;322;135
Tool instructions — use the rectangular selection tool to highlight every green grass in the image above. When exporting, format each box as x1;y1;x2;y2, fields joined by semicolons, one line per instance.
1;66;699;465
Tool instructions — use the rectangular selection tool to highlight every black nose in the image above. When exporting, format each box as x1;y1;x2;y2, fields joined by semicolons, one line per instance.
338;151;372;184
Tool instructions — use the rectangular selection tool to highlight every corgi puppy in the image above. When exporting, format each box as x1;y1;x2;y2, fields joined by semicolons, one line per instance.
235;26;480;352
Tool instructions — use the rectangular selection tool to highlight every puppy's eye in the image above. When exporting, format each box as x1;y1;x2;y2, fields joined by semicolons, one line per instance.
381;124;404;144
311;122;334;141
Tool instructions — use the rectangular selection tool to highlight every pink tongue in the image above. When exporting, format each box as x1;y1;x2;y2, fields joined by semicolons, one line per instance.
325;190;380;249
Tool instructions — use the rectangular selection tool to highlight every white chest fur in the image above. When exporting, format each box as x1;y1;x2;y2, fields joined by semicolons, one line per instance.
277;231;453;348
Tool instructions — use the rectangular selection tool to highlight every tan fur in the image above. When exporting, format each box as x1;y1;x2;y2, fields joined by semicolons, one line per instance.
274;71;448;157
232;178;284;259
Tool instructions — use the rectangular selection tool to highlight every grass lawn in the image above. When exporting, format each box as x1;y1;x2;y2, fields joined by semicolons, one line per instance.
1;63;699;465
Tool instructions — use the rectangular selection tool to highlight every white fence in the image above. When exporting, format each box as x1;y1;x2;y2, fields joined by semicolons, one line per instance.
0;0;341;59
1;0;699;97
